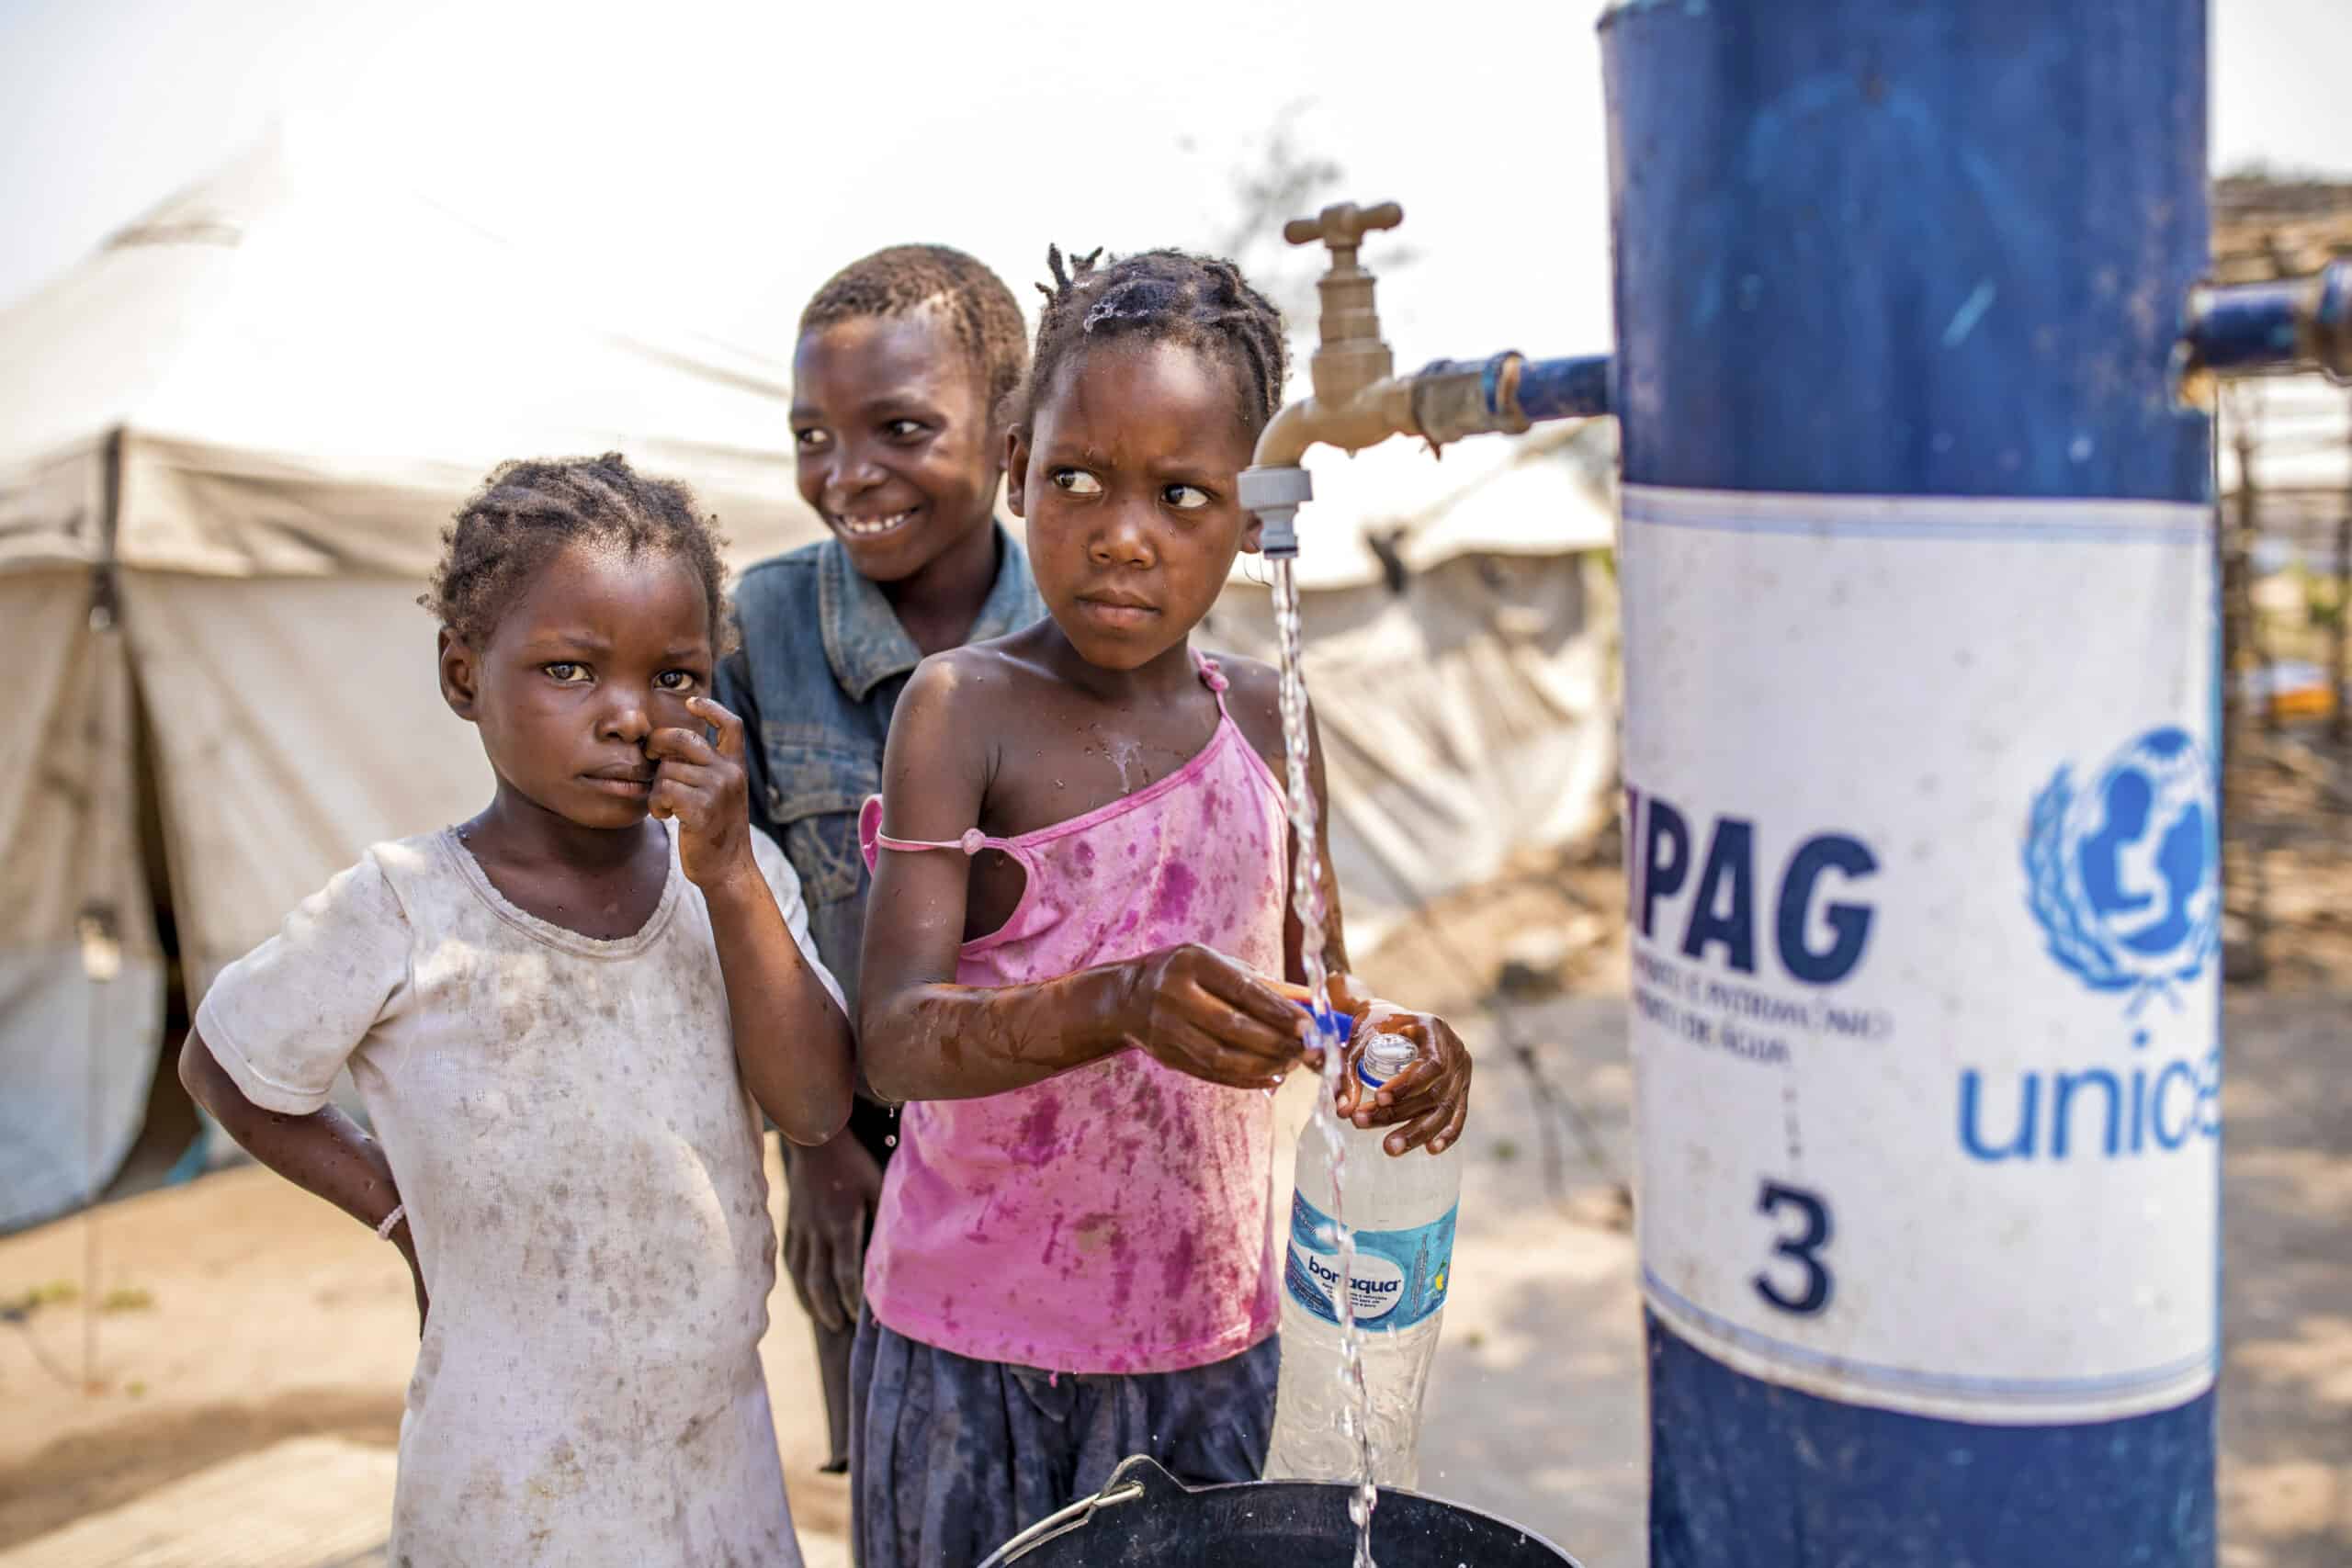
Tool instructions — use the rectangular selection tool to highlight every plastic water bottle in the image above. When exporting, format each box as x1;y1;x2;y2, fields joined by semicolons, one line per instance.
1263;1033;1462;1488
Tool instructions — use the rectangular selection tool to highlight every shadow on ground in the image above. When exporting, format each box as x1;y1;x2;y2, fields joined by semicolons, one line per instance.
2214;991;2352;1567
0;1387;402;1542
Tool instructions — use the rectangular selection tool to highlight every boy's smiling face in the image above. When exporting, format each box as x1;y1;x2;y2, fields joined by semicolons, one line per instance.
791;302;1003;583
439;541;716;830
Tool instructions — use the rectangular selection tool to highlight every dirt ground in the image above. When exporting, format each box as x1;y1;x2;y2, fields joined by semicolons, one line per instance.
1;797;2346;1565
0;1137;853;1566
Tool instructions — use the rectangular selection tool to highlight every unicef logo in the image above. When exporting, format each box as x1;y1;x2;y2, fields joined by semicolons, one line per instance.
2025;727;2219;1008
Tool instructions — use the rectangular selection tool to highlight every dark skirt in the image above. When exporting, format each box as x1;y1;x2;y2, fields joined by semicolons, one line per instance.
848;1309;1278;1568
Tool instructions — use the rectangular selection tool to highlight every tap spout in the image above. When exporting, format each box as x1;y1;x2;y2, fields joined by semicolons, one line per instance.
1250;378;1420;471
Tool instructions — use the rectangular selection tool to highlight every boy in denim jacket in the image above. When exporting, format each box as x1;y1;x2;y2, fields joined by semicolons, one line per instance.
718;245;1044;1471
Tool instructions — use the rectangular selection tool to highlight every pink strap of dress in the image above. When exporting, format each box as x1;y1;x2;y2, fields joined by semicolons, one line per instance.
858;654;1233;870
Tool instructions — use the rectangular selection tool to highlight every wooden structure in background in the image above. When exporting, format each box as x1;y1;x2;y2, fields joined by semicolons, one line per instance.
2211;175;2352;979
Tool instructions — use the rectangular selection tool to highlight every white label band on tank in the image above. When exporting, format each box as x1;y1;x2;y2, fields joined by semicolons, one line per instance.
1620;483;2221;1427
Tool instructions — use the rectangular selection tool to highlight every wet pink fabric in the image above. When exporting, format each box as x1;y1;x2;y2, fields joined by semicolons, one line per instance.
857;656;1290;1373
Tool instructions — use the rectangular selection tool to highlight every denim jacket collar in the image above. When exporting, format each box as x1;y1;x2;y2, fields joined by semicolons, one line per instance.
818;524;1038;701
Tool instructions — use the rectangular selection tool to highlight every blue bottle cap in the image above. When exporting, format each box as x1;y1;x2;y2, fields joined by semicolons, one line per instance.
1293;998;1353;1040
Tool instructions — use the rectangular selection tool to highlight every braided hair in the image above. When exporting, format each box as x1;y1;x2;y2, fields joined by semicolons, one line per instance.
1008;246;1288;436
423;453;731;650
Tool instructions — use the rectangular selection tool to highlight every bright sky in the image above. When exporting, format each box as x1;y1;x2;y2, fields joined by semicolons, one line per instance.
1;0;2345;368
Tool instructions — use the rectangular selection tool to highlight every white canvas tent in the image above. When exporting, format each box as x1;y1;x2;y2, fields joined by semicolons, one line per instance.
0;138;823;1229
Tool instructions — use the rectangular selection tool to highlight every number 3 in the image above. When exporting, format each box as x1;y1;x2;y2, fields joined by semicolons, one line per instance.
1753;1179;1833;1315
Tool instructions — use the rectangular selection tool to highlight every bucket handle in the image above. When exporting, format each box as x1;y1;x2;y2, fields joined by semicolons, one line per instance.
983;1455;1174;1565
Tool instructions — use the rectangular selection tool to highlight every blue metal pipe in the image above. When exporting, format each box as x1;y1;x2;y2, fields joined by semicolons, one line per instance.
2185;259;2352;378
2187;278;2309;371
1513;355;1614;422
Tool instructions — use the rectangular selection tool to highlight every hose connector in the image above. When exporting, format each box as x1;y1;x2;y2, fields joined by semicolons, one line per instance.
1238;464;1315;559
1411;355;1533;446
1410;352;1615;446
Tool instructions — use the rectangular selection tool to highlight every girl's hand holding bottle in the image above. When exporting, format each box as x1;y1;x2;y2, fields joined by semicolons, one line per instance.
1118;943;1313;1091
1284;974;1473;1158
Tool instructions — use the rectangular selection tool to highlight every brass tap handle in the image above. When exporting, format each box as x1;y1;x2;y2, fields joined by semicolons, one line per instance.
1281;200;1404;407
1282;201;1404;253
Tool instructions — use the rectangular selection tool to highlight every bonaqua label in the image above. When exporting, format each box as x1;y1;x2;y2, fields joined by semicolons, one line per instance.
1284;1191;1457;1331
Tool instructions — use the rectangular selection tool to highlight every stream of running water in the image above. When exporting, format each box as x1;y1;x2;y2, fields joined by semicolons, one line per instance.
1268;553;1381;1568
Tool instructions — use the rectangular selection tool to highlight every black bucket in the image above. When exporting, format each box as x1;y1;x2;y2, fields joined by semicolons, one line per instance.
978;1455;1582;1567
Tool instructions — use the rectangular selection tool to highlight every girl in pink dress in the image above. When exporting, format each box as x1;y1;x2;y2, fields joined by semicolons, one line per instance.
851;248;1475;1568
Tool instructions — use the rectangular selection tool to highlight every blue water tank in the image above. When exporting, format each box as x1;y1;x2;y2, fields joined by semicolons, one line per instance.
1600;3;2219;1563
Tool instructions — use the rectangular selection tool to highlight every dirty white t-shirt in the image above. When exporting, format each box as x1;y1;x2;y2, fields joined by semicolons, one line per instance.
196;822;841;1567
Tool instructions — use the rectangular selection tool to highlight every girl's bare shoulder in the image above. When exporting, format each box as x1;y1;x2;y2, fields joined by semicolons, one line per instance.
1202;650;1287;759
895;630;1068;761
909;630;1056;705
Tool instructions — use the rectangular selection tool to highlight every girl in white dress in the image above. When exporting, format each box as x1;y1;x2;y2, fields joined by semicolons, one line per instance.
180;454;855;1565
